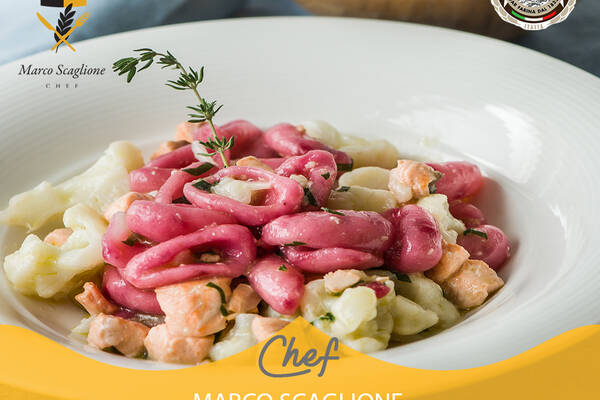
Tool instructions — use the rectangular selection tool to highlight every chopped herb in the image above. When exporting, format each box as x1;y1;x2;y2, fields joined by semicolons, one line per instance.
182;162;214;176
122;233;142;247
284;241;307;247
172;196;191;204
319;312;335;322
278;265;288;271
219;305;231;317
321;172;330;180
207;282;231;316
463;228;488;240
336;186;350;192
336;161;353;172
136;350;149;359
303;187;318;207
122;237;136;246
321;207;345;216
428;171;443;194
392;271;411;283
192;179;214;192
428;181;437;194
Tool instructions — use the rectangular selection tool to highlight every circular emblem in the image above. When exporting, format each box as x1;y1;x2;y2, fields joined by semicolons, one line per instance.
491;0;576;30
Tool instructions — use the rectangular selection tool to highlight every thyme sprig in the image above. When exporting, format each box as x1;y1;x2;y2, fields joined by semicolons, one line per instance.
113;48;231;167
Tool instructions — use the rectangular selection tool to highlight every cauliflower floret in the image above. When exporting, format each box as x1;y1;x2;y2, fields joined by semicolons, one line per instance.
0;142;143;230
301;278;395;352
338;167;391;190
211;177;272;204
417;194;466;243
209;314;258;361
3;204;108;298
301;120;342;149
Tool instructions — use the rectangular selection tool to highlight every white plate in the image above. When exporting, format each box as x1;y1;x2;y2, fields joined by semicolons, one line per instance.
1;17;599;371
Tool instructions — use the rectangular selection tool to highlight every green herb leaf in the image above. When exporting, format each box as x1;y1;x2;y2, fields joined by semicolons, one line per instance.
207;282;231;316
182;162;214;176
392;272;411;283
336;186;351;192
428;171;443;194
463;228;488;240
321;207;345;216
122;237;137;247
284;241;307;247
220;305;231;317
336;161;353;172
192;179;214;192
172;196;191;204
321;172;330;180
304;187;318;207
114;49;230;167
278;265;288;271
319;312;335;322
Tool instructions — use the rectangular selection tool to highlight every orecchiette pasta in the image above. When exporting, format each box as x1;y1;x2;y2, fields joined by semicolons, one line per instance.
327;186;398;213
301;120;343;149
338;136;400;169
338;167;391;190
395;273;460;328
389;296;439;337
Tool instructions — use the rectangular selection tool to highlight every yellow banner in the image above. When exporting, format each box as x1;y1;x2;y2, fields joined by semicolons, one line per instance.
0;318;598;399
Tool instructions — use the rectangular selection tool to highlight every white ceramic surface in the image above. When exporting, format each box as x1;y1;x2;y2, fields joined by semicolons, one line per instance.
0;17;599;371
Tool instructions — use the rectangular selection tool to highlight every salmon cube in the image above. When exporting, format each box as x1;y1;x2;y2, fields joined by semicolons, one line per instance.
151;140;190;160
43;228;73;247
251;316;290;342
227;284;261;316
426;242;470;284
443;260;504;309
324;269;366;294
87;314;149;357
155;278;232;337
389;160;441;203
75;282;118;315
103;192;153;221
176;122;203;143
144;324;213;364
235;156;274;172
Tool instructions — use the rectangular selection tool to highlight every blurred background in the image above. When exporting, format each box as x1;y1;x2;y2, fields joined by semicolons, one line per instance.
2;0;598;76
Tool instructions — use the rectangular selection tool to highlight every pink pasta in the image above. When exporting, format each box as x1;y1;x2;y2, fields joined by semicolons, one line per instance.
427;161;484;201
276;150;337;207
281;246;383;273
262;210;392;252
264;123;352;166
122;224;256;289
102;212;149;269
247;254;304;315
183;166;304;226
103;265;163;315
384;205;443;273
126;201;236;243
